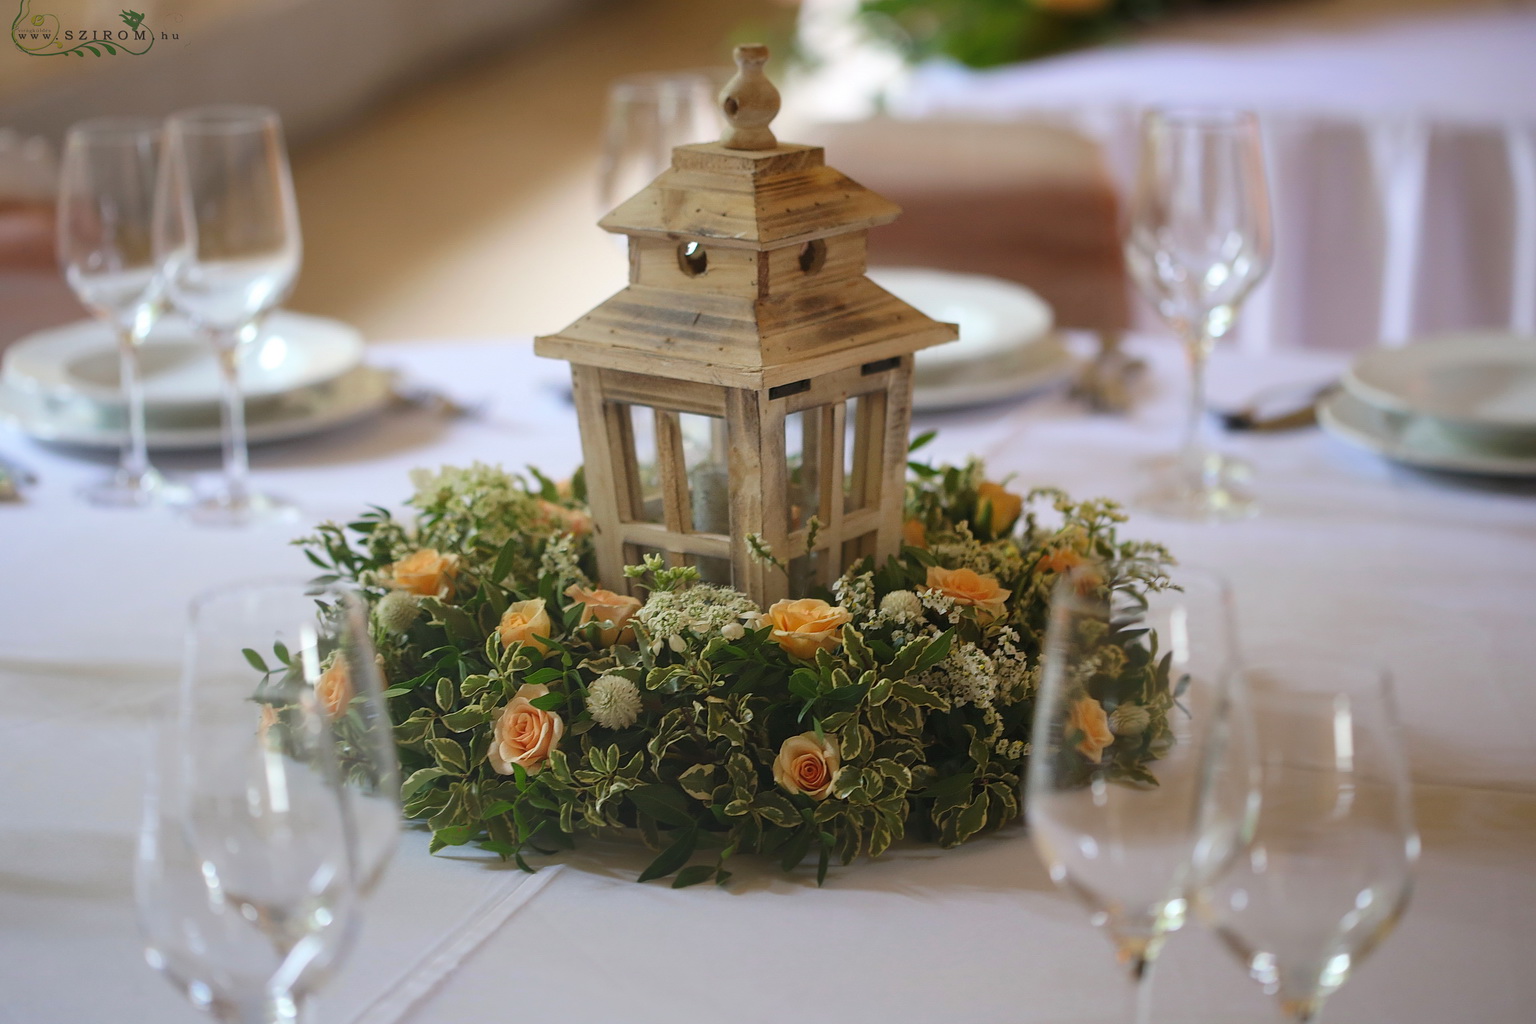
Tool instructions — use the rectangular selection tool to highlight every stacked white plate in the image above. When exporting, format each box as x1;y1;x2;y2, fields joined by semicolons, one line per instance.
0;311;391;450
1319;331;1536;477
866;267;1071;412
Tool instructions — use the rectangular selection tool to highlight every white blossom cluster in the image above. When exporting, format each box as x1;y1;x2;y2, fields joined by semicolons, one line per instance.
1069;645;1126;689
918;588;963;626
407;462;542;549
927;523;1026;583
538;533;590;589
990;626;1035;706
993;737;1027;760
832;570;876;621
635;583;761;650
918;642;998;709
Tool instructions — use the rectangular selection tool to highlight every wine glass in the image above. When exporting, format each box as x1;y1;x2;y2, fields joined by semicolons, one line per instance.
1124;108;1273;522
155;106;302;526
1027;566;1257;1023
56;117;181;507
135;580;399;1024
1199;658;1418;1023
598;69;726;219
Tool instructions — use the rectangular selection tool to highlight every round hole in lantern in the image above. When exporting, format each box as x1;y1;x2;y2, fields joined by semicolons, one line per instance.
798;239;827;274
678;241;708;276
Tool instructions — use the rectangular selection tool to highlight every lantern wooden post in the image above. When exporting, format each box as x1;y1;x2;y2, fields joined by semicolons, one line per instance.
536;45;957;606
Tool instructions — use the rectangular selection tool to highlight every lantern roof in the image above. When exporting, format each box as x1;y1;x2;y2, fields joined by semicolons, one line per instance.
597;142;902;249
535;275;956;389
535;44;958;390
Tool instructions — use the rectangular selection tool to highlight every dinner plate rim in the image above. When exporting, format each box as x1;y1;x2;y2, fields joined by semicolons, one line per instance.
869;265;1054;371
912;334;1076;412
1343;331;1536;430
1318;386;1536;477
1;310;366;408
0;363;395;451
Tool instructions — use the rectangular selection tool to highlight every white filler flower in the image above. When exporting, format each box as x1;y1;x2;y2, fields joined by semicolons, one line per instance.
374;589;421;633
879;590;923;622
587;674;642;730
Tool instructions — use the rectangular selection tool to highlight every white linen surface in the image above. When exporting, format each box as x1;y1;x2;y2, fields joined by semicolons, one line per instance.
2;337;1534;1022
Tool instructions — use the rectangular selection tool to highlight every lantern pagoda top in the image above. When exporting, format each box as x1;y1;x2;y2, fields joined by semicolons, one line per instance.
535;45;957;391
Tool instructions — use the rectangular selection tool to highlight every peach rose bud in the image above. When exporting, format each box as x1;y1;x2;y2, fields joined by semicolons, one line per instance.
389;548;460;600
924;566;1012;623
902;517;928;549
766;598;852;660
772;731;841;801
1067;696;1115;762
976;481;1023;536
538;499;593;538
498;598;553;654
487;683;564;775
315;657;355;718
564;584;642;646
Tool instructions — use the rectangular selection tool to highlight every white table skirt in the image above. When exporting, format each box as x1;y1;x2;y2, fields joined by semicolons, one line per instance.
2;336;1533;1022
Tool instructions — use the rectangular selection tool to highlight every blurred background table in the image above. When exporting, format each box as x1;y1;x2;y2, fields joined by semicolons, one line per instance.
3;0;1533;353
2;336;1533;1021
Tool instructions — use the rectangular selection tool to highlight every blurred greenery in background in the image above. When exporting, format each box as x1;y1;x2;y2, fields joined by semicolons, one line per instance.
856;0;1281;67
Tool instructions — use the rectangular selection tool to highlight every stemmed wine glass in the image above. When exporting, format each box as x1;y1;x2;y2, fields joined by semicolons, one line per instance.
598;69;726;221
1124;108;1273;522
56;117;181;507
136;580;399;1024
1199;658;1418;1023
1027;566;1257;1023
155;106;302;526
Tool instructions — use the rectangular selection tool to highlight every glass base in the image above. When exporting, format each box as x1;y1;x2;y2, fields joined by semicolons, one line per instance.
1136;451;1258;522
78;468;192;509
185;489;299;527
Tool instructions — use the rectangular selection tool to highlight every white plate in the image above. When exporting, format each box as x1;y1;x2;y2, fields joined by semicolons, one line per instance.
1344;331;1536;431
913;335;1077;412
868;267;1054;371
2;311;366;408
0;364;395;451
1318;386;1536;477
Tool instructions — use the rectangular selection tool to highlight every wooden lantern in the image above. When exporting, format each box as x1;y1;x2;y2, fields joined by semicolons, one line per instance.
536;45;957;606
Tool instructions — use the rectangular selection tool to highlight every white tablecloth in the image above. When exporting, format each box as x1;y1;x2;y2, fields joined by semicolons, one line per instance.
2;337;1534;1022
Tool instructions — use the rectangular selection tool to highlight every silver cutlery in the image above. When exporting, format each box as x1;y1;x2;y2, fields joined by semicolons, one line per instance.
1216;380;1339;432
390;381;488;420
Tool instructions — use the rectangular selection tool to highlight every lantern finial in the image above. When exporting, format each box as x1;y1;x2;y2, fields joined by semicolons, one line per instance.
719;44;780;151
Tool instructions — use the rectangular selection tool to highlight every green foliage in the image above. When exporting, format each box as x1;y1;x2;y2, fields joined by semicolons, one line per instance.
295;451;1177;885
856;0;1274;68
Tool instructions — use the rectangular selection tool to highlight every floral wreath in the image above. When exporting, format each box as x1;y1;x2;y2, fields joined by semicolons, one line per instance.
298;437;1177;886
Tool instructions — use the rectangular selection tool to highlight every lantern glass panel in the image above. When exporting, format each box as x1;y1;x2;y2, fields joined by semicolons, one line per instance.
844;391;887;515
623;404;665;525
787;547;829;596
783;407;826;533
842;530;878;568
678;412;730;535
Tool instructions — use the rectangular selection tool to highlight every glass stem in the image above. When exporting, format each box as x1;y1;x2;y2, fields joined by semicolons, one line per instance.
1126;955;1158;1024
1180;331;1215;478
117;325;151;484
222;992;314;1024
213;330;249;508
